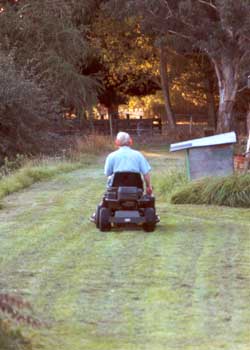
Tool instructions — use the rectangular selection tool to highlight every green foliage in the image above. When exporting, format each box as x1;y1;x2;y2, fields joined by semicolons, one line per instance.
171;174;250;208
92;11;160;107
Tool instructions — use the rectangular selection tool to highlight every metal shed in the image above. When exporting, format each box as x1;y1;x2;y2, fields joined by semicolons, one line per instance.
170;132;237;180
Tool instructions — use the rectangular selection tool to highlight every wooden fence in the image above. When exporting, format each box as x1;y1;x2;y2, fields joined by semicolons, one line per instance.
92;118;162;136
55;114;211;137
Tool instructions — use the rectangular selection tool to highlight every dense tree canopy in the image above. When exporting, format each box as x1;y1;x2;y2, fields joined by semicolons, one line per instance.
90;12;161;115
105;0;250;132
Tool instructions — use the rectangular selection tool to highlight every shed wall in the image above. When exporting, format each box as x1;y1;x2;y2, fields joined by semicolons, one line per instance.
188;144;234;180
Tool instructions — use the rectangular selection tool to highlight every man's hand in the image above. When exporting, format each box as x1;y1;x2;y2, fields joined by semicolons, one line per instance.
146;185;153;196
143;172;153;196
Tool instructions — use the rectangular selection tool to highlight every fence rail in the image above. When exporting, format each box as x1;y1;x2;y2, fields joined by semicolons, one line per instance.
55;115;211;137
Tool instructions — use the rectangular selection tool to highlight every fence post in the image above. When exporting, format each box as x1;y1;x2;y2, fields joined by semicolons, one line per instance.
189;115;193;135
109;112;113;138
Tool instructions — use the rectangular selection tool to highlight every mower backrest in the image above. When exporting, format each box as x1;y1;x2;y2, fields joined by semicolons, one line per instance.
111;172;143;189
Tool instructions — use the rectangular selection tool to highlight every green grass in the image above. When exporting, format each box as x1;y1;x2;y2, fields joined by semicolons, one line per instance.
0;149;250;350
0;157;96;206
171;174;250;207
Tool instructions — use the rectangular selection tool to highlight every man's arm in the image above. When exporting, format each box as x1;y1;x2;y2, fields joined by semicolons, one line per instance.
143;172;153;195
104;154;113;176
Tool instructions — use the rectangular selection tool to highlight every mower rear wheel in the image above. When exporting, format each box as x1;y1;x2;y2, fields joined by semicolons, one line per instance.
143;208;156;232
99;207;111;232
95;204;103;228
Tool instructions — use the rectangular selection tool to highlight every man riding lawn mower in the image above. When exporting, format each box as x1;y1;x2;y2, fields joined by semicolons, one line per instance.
91;131;159;232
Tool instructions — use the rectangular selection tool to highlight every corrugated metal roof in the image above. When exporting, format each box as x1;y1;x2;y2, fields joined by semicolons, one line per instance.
170;132;237;152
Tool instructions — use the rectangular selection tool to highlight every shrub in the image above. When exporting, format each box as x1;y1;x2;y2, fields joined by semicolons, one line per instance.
171;174;250;208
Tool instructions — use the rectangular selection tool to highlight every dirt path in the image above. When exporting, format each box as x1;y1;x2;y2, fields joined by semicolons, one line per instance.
0;150;249;350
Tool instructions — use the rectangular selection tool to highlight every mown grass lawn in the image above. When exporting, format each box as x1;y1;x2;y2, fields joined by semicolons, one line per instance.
0;149;249;350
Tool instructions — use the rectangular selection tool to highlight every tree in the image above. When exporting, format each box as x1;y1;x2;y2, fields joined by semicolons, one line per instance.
106;0;250;133
0;0;102;125
92;13;160;109
0;50;56;156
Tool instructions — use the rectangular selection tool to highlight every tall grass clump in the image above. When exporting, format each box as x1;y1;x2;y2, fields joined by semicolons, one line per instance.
171;174;250;208
153;169;187;201
70;134;114;160
0;155;27;178
0;160;83;203
0;133;115;205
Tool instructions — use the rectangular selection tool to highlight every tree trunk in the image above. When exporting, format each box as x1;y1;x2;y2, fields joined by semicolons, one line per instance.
87;108;95;133
244;105;250;173
108;103;119;118
205;77;216;129
108;103;119;138
77;107;87;130
212;58;239;133
159;43;175;131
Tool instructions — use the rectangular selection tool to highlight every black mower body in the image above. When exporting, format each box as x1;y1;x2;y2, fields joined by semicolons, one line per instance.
96;172;157;232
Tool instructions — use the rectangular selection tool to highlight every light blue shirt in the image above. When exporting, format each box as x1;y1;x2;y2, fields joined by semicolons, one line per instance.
104;146;151;176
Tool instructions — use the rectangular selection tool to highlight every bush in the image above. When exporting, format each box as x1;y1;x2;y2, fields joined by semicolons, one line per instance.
171;174;250;208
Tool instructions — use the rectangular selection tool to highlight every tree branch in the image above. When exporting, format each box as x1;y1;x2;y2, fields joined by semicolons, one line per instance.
168;30;192;41
160;0;173;17
237;84;248;93
198;0;218;11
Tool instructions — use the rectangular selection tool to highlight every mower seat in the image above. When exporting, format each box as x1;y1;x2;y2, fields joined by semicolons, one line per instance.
111;172;143;189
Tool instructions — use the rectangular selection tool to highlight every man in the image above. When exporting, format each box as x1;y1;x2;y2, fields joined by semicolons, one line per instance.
90;131;153;223
104;131;153;194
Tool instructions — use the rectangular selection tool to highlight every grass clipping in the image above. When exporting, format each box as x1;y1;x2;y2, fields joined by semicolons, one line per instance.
171;174;250;208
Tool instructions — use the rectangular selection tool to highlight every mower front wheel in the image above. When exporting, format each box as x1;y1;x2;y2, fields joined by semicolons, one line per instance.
99;207;111;232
